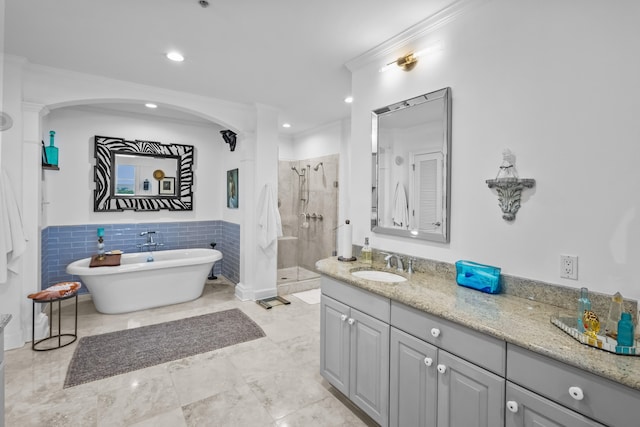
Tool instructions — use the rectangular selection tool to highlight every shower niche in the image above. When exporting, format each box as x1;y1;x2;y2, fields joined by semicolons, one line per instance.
277;154;338;287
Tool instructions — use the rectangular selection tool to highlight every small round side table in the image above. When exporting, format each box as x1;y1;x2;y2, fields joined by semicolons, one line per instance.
29;282;81;351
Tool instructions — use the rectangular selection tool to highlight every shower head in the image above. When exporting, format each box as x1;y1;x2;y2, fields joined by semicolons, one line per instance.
291;166;302;176
313;162;324;171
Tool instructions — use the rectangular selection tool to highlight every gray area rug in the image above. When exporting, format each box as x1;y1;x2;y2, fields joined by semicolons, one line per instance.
64;308;265;388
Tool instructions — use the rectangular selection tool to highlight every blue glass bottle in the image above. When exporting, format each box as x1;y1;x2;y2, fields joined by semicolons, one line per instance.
617;312;635;347
577;287;591;333
45;130;59;166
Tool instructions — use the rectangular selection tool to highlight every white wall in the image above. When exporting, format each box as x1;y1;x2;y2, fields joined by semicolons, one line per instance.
42;106;224;225
348;0;640;302
289;120;344;160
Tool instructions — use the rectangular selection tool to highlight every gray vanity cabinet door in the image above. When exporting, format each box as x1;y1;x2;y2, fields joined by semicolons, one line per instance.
505;382;605;427
390;327;438;427
320;295;350;396
436;350;505;427
350;308;390;427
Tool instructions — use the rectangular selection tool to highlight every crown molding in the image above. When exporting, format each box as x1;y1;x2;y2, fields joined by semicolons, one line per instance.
345;0;493;72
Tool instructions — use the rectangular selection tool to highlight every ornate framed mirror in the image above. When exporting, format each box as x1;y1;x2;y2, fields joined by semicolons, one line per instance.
371;87;451;242
93;135;194;211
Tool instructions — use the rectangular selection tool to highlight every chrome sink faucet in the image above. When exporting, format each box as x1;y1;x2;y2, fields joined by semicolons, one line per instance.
383;253;404;272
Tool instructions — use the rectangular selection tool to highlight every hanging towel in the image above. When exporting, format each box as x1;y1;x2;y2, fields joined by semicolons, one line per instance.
392;182;409;229
257;184;283;250
0;170;28;283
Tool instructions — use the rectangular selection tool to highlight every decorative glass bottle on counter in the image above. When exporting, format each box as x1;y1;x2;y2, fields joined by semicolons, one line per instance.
361;237;372;265
617;312;635;347
577;287;591;333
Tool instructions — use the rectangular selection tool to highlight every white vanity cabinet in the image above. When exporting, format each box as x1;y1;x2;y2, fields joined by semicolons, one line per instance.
390;302;505;427
320;276;390;426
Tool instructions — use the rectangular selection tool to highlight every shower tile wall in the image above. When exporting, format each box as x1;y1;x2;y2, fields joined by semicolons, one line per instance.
41;220;240;293
278;154;339;272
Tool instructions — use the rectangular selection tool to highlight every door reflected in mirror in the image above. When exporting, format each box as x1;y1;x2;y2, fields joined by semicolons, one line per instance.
371;87;451;242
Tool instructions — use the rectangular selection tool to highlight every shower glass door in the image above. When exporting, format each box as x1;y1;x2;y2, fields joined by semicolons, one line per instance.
277;155;338;285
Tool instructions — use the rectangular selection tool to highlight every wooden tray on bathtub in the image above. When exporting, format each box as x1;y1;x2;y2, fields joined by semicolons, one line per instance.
89;254;121;268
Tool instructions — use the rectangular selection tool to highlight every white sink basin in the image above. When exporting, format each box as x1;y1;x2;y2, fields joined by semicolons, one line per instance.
351;270;407;283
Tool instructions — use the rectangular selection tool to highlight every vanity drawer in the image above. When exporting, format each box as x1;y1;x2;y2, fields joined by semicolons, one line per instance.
507;343;640;427
390;301;505;375
321;276;390;323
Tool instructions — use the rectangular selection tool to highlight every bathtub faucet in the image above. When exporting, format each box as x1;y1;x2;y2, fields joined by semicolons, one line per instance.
137;231;163;250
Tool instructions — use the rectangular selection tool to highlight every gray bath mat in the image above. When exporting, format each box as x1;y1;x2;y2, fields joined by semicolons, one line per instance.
64;308;265;388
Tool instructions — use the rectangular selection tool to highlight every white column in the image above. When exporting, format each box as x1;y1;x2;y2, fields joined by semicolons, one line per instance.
20;103;48;344
235;104;280;301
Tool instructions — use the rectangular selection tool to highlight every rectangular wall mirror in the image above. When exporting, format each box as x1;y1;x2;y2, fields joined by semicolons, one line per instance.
371;87;451;242
94;135;194;211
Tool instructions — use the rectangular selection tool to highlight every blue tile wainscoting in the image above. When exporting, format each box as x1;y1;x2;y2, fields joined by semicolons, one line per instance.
41;220;241;294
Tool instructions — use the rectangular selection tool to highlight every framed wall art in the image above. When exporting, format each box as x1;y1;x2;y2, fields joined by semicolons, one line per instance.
227;168;238;209
159;177;175;195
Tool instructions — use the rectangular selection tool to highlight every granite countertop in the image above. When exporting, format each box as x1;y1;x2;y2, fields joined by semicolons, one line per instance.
316;257;640;392
0;314;11;330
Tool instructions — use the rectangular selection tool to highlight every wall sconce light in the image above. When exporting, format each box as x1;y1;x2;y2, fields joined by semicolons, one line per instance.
220;130;237;152
379;41;443;73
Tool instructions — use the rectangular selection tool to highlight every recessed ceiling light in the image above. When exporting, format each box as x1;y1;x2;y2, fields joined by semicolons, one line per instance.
282;123;291;128
145;103;158;109
166;51;184;62
344;96;354;104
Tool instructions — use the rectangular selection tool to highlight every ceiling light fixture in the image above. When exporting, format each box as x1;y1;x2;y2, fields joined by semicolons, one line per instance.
344;96;354;104
145;103;158;109
166;51;185;62
379;41;443;73
282;123;291;128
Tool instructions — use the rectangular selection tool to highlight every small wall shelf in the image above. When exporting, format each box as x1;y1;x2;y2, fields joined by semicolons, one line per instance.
486;178;535;221
42;164;60;171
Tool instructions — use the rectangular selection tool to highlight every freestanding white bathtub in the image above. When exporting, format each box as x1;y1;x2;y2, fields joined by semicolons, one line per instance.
66;248;222;314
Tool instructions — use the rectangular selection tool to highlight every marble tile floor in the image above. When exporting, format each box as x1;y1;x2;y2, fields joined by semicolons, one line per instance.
276;267;319;285
4;277;376;427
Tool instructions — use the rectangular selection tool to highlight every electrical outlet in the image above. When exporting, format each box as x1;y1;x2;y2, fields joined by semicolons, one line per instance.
560;255;578;280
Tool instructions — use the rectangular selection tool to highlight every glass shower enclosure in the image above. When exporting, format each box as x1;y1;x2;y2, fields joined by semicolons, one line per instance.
277;154;338;291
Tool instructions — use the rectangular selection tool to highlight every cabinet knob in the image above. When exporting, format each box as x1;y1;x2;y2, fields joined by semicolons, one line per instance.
568;386;584;401
348;318;355;325
437;364;447;374
340;314;347;322
423;357;433;367
430;328;441;338
506;401;519;413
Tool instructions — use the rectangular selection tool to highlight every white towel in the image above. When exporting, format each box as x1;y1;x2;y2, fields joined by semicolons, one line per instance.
257;184;283;250
0;170;28;283
392;182;409;229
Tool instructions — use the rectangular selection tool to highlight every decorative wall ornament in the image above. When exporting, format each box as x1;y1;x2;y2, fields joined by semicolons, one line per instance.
93;136;194;212
486;149;535;221
220;130;237;151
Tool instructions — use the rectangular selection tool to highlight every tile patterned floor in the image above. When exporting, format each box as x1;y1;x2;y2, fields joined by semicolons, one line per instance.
4;277;376;427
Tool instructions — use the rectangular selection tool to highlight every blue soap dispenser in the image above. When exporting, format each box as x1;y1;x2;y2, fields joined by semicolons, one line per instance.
617;312;635;347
